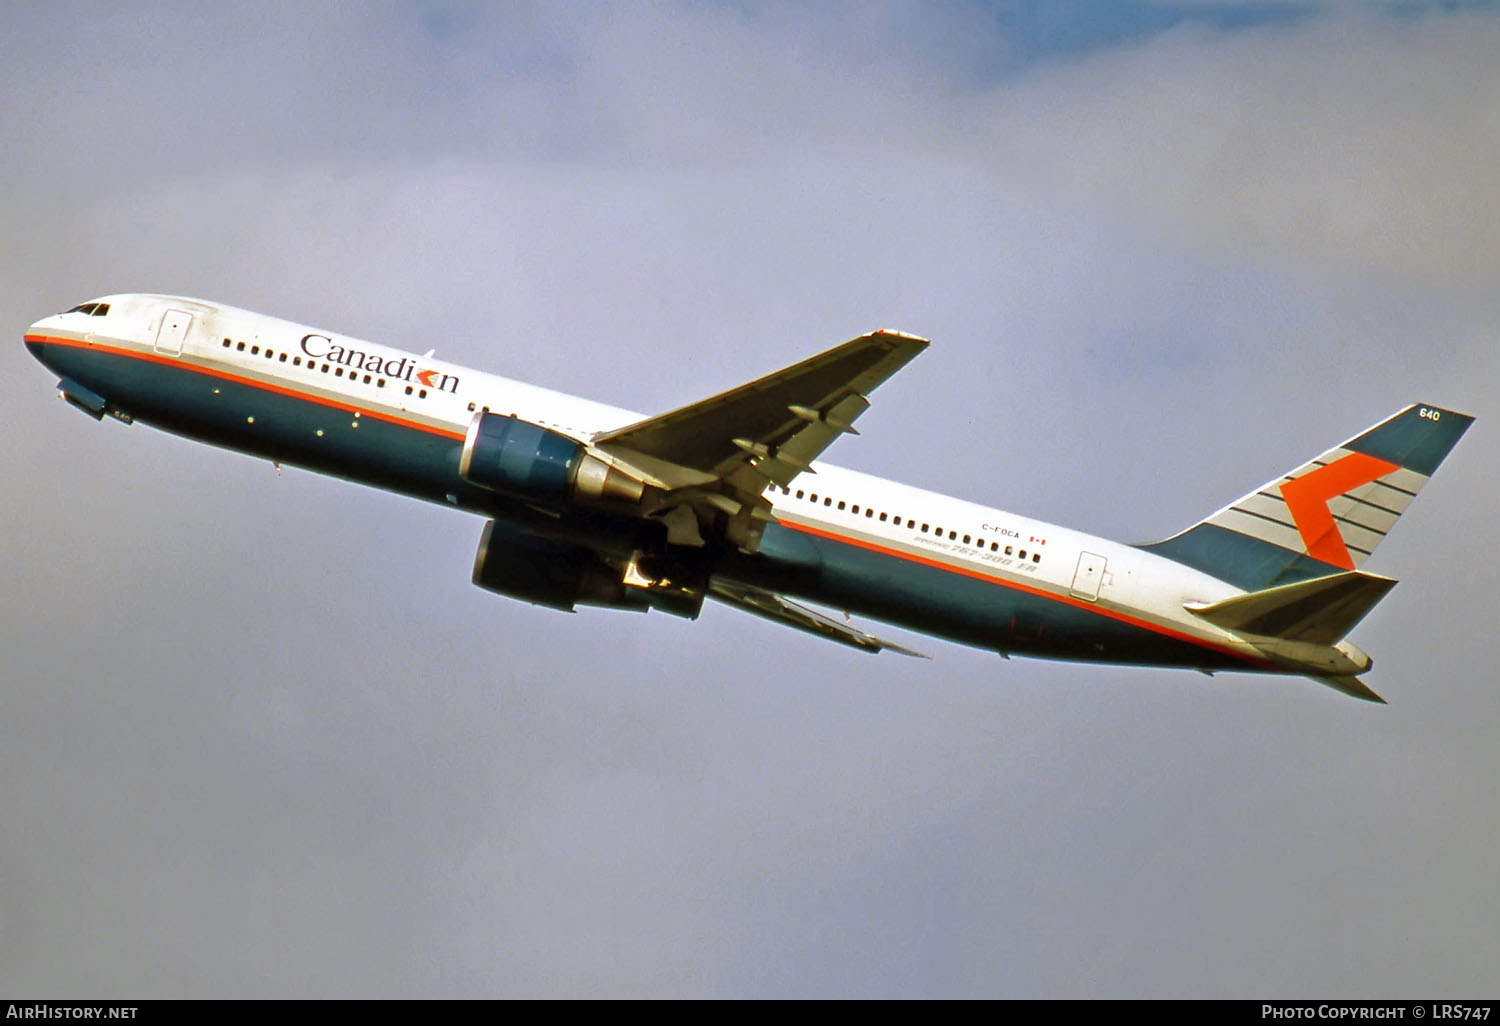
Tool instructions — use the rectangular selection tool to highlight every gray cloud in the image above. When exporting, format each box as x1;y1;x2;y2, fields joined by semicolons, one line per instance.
968;11;1500;287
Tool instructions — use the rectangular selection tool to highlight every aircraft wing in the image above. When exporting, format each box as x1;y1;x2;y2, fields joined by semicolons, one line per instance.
591;329;928;495
708;580;928;658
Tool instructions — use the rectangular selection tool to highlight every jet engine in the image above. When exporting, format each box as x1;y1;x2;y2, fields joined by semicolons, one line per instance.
472;520;705;618
473;520;646;612
459;412;644;507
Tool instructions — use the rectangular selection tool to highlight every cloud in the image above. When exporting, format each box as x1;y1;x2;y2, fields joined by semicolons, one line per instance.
965;10;1500;286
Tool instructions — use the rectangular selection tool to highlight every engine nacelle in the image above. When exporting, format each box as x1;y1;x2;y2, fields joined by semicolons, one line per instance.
472;521;707;619
459;412;644;506
472;520;647;613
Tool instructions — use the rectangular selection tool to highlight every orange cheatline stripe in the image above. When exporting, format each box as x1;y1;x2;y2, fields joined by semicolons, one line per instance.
25;333;467;441
779;518;1275;668
29;332;1277;669
1279;452;1400;569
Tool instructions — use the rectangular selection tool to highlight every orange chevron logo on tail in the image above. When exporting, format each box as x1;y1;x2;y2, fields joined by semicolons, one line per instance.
1279;452;1400;569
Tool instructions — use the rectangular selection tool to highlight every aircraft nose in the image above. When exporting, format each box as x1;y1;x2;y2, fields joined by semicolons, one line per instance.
24;331;49;364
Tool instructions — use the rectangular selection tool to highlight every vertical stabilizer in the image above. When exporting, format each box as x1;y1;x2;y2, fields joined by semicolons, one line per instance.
1141;404;1473;590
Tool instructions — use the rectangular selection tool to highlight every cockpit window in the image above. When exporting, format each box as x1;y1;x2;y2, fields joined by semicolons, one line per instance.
66;302;109;316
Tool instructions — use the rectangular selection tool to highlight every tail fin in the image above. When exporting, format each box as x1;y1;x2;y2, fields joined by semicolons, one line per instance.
1142;403;1474;589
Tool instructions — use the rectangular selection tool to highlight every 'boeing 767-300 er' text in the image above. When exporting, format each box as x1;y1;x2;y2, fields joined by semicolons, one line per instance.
26;295;1474;702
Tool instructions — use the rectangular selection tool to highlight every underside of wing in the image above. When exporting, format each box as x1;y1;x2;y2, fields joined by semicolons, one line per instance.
1185;570;1397;644
708;580;928;658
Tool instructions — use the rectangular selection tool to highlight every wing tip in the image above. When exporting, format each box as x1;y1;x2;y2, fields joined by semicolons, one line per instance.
871;328;931;345
1311;675;1387;704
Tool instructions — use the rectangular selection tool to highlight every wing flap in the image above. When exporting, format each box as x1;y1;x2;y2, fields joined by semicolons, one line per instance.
709;580;928;658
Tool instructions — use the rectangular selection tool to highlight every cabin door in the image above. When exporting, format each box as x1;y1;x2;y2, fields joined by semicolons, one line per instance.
1070;552;1107;602
155;309;193;356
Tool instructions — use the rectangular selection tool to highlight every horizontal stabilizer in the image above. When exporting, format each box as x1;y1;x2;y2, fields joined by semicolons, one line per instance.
1308;675;1386;704
1186;571;1397;644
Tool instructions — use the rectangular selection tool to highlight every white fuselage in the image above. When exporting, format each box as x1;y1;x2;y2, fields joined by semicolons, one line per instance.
25;294;1374;679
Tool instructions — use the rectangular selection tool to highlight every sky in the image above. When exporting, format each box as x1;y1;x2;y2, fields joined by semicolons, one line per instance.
2;0;1497;998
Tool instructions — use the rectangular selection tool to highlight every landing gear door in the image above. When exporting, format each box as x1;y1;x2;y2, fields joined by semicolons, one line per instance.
155;309;192;356
1070;551;1107;602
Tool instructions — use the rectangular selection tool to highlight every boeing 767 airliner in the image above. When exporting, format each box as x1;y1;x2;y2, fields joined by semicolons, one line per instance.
25;294;1473;702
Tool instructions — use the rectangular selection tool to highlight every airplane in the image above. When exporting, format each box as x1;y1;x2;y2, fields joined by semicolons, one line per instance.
25;294;1473;703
